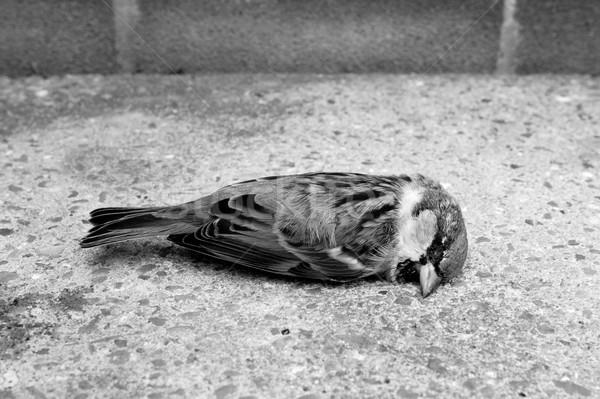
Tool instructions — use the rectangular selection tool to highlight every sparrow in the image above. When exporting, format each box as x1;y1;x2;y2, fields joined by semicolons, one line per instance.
80;172;468;297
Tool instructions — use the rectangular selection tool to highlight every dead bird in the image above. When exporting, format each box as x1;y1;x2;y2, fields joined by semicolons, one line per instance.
81;172;468;297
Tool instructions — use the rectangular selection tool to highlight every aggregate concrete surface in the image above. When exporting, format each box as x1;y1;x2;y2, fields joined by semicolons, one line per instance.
0;74;599;398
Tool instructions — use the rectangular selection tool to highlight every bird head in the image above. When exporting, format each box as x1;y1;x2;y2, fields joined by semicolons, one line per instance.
418;202;468;297
395;177;468;297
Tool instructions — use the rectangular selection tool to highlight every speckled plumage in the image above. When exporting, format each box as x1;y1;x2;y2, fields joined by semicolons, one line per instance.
81;172;468;296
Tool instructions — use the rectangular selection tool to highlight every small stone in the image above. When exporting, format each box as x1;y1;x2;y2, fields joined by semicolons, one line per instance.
525;219;534;225
575;254;585;261
148;317;166;326
158;247;171;257
509;380;531;390
553;380;591;396
92;268;110;275
426;357;447;373
396;386;419;398
179;311;202;320
108;350;130;365
582;267;597;275
173;294;195;302
167;326;194;334
475;271;493;278
90;276;107;285
568;240;579;246
395;296;413;306
36;245;65;258
425;346;444;355
537;324;555;334
1;369;18;388
78;316;101;334
0;271;19;283
543;181;553;189
475;236;491;243
0;228;14;236
214;384;237;399
463;378;478;391
299;329;313;339
480;386;496;398
518;311;534;320
137;263;157;273
339;334;371;347
186;353;198;364
8;184;23;193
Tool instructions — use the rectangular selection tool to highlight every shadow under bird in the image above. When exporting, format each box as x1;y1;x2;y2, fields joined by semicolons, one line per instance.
81;172;468;297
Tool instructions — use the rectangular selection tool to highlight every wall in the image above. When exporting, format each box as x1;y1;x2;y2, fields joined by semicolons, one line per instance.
0;0;597;76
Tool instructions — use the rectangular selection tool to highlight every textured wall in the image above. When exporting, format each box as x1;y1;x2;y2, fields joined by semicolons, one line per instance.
516;0;600;74
0;0;118;76
132;0;502;73
0;0;598;76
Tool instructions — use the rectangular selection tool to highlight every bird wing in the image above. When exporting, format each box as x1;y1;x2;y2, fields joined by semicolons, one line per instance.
168;218;357;281
169;173;399;281
167;219;322;278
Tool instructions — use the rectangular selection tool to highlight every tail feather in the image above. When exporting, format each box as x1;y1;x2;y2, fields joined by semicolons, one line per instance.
89;207;164;226
80;206;198;248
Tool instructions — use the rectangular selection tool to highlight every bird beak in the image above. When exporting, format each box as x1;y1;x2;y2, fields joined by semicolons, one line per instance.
418;262;442;298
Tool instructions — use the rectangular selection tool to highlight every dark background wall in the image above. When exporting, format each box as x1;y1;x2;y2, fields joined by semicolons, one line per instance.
0;0;118;76
516;0;600;74
0;0;598;77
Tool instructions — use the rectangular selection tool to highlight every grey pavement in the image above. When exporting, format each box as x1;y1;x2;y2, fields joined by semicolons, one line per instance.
0;74;599;398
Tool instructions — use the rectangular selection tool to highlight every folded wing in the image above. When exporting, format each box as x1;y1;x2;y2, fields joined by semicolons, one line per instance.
170;173;392;281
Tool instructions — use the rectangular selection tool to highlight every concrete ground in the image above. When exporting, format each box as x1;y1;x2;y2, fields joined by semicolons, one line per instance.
0;74;599;398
